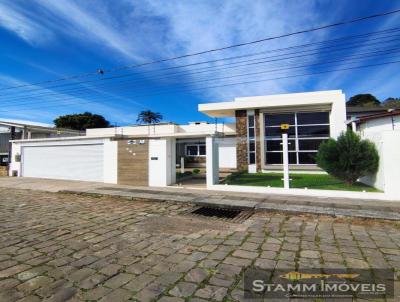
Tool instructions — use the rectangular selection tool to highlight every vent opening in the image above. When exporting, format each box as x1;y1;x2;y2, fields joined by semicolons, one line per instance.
192;206;241;219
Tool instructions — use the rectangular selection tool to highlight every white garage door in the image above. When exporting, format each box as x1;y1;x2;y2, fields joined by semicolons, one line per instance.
22;144;104;182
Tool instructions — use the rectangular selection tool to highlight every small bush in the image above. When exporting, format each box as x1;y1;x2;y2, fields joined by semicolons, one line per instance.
193;168;201;174
316;130;379;185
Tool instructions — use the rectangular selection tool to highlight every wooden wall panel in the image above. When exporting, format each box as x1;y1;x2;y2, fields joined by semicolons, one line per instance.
117;139;148;186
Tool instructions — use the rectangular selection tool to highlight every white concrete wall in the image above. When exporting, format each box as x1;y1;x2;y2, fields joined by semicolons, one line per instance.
103;140;118;184
360;130;400;198
217;137;237;169
206;136;219;187
148;138;175;187
359;116;400;135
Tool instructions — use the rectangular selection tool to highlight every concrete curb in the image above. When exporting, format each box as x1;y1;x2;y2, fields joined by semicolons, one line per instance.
60;189;400;221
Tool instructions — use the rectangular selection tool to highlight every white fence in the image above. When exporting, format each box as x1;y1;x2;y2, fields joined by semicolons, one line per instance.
360;130;400;198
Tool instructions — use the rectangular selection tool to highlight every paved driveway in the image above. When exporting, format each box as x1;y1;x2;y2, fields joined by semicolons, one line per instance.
0;188;399;301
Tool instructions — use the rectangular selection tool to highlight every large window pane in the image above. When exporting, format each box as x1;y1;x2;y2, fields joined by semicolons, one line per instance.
199;145;206;156
297;112;329;125
265;113;295;126
248;115;255;127
186;145;198;156
297;125;330;137
298;139;326;151
265;139;296;151
298;152;317;164
249;152;255;164
248;128;255;138
265;152;297;164
265;126;295;138
249;141;255;152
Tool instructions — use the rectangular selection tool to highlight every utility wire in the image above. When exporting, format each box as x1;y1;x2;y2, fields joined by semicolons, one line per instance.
3;38;400;104
2;52;400;111
3;26;400;97
1;8;400;91
2;59;400;114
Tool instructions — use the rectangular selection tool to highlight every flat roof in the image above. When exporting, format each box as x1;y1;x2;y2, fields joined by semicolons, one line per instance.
199;90;344;117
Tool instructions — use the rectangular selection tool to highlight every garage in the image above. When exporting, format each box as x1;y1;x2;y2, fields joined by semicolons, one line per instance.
22;143;104;182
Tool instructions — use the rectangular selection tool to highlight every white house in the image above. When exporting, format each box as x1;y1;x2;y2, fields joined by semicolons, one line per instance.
350;110;400;197
9;90;348;188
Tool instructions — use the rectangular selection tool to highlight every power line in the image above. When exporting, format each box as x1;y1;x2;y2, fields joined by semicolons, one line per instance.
3;26;400;97
1;55;399;113
1;8;400;91
3;36;399;101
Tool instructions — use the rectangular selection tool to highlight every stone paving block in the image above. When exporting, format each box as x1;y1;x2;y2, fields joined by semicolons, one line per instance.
184;268;209;283
0;264;31;278
67;267;96;282
17;276;54;294
232;249;259;259
169;281;197;297
99;288;132;302
195;285;228;301
82;285;112;300
104;272;135;289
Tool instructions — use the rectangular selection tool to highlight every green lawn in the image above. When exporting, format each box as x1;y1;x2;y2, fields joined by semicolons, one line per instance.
225;172;379;192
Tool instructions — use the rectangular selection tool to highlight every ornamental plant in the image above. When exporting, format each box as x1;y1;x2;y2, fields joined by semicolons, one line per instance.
316;130;379;185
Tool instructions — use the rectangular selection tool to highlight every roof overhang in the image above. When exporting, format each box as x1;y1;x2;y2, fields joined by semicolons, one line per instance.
199;90;344;117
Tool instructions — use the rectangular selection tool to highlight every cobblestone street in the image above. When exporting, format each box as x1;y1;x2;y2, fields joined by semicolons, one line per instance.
0;188;399;301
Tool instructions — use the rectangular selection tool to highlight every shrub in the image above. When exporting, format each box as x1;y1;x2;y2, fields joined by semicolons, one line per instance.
316;130;379;185
193;168;201;174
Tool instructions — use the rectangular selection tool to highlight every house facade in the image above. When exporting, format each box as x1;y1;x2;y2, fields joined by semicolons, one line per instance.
199;90;347;173
9;90;347;188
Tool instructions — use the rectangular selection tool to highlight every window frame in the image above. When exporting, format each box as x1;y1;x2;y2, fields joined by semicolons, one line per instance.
185;144;206;157
264;111;330;165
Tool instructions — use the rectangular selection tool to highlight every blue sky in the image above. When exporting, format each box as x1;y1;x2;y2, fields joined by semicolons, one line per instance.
0;0;399;126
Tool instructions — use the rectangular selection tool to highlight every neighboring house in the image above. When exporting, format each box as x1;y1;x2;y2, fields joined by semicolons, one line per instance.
346;106;389;120
349;110;400;197
0;119;80;166
9;90;346;187
350;109;400;134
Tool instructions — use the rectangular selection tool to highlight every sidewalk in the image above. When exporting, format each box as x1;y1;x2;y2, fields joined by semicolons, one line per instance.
1;177;400;220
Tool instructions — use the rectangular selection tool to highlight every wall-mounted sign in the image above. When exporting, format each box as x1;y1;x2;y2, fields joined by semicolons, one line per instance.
280;123;290;130
151;157;158;160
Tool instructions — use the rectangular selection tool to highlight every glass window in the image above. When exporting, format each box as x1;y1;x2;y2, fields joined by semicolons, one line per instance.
265;139;295;151
265;113;295;126
298;139;326;151
298;152;317;164
297;125;330;138
248;115;255;127
297;112;329;124
186;146;198;156
249;152;256;164
265;126;295;138
248;127;255;138
265;152;297;164
199;145;206;156
249;141;255;152
264;111;330;165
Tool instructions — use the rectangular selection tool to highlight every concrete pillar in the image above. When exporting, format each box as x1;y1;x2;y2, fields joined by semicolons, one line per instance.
206;136;219;187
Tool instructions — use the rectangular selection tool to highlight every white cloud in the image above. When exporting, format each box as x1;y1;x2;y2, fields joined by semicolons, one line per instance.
0;2;53;45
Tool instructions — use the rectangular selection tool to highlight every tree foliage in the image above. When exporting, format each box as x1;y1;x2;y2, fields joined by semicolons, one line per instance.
54;112;110;130
382;97;400;108
347;94;380;107
136;110;163;124
316;130;379;185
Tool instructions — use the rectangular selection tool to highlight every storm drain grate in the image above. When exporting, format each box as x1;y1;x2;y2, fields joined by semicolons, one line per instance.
186;206;253;223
